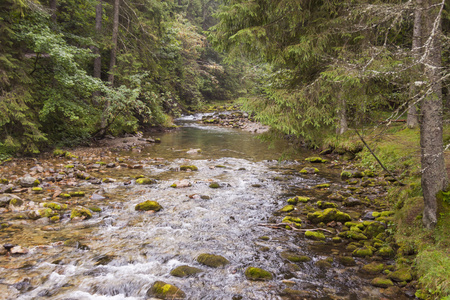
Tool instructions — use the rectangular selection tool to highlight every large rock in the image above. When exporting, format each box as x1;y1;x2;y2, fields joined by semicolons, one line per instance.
307;208;351;224
0;194;21;207
196;253;229;268
244;267;273;281
18;176;39;187
170;265;203;277
147;281;185;299
135;200;162;212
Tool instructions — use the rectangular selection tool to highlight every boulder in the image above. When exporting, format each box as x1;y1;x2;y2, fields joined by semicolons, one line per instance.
135;200;162;212
244;267;273;281
147;281;185;299
18;176;39;187
196;253;229;268
170;265;203;277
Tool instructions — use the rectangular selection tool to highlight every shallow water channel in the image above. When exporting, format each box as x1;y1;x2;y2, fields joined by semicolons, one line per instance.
0;115;391;299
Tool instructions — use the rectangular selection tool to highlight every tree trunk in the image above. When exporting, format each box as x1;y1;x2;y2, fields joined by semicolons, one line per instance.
108;0;119;86
93;0;102;101
49;0;57;23
101;0;119;132
337;93;348;135
420;0;448;229
407;0;423;128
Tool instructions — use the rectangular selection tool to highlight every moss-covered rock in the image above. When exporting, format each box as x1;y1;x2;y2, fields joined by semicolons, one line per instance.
315;259;333;268
377;246;395;258
282;216;302;228
307;208;351;224
305;157;328;163
338;256;356;266
316;201;337;209
352;247;373;258
280;205;295;213
53;149;67;157
388;268;412;282
280;251;311;263
32;187;43;193
244;267;273;281
135;200;162;212
39;208;55;218
315;183;330;189
209;182;220;188
147;281;186;299
305;230;326;240
136;178;157;185
287;196;310;204
363;222;386;238
362;262;384;274
70;207;92;219
338;231;368;241
43;202;65;210
89;206;102;213
299;167;319;174
370;277;394;288
180;165;198;171
196;253;229;267
170;265;203;277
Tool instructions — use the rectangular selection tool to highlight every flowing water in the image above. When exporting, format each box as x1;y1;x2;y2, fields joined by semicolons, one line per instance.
0;114;389;299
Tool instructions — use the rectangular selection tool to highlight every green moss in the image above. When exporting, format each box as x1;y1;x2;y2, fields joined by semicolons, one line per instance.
170;184;177;188
307;208;351;224
315;259;333;268
9;198;23;207
61;193;71;198
345;222;364;229
352;247;373;258
280;205;295;213
43;202;62;210
338;256;356;266
50;216;60;222
389;268;412;282
300;167;319;174
135;200;162;212
281;251;311;263
89;206;102;213
305;157;328;163
282;216;302;228
370;277;394;288
338;231;368;241
258;236;270;241
340;171;353;179
69;191;85;197
362;262;384;274
70;207;92;219
170;265;203;277
377;246;395;258
64;164;74;169
39;208;55;218
53;149;66;157
332;237;342;243
147;281;185;299
287;196;310;204
244;267;273;281
32;187;43;193
136;178;157;185
305;230;326;240
316;201;337;209
180;165;198;171
196;253;229;267
0;178;9;184
209;182;220;188
315;183;330;189
380;210;395;217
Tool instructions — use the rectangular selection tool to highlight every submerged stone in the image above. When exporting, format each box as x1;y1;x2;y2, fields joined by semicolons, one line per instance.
135;200;162;212
244;267;273;281
299;167;319;174
196;253;229;267
209;182;220;189
280;251;311;263
170;265;203;277
147;281;186;299
180;165;198;171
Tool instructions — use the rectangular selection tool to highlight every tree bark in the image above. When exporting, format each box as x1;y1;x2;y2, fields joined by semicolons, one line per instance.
108;0;120;86
420;0;448;229
407;0;423;129
337;93;348;135
101;0;119;132
49;0;57;23
93;0;102;101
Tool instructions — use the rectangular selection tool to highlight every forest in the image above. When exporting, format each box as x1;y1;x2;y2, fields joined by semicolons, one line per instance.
1;0;450;299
